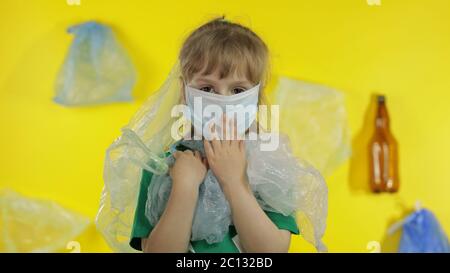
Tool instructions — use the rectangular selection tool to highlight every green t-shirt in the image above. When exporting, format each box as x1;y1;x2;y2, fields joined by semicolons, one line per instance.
129;143;300;253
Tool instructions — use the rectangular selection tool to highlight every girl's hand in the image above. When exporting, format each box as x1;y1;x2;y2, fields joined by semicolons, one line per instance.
204;117;248;196
145;149;206;253
170;150;207;191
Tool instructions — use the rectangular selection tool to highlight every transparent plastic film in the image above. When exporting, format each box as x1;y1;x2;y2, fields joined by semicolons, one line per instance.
55;21;136;106
274;77;351;176
398;209;450;253
0;189;90;253
144;136;328;250
246;134;328;252
96;62;183;252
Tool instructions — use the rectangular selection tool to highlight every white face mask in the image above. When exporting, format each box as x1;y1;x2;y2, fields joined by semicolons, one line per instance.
184;82;260;139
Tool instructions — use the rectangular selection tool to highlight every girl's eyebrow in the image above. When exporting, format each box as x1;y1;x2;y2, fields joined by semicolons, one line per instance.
233;80;252;86
195;77;215;84
194;77;252;87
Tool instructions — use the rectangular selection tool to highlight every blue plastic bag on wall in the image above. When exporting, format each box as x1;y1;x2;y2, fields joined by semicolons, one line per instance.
54;21;136;106
399;208;450;253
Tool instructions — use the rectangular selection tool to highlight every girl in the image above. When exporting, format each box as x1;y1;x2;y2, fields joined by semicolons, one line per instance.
97;17;327;253
131;17;298;253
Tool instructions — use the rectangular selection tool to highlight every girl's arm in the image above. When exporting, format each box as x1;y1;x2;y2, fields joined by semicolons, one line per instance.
204;136;291;253
142;150;207;253
223;182;291;253
142;184;198;253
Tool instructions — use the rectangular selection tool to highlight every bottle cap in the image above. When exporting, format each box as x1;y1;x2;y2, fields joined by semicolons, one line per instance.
377;95;386;103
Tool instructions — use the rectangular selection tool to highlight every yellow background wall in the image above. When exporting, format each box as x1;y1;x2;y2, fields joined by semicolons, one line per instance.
1;0;449;252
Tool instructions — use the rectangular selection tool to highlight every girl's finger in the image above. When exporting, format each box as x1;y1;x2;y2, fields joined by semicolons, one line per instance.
173;151;180;159
194;150;201;159
205;121;215;141
233;115;239;140
209;122;218;140
224;118;230;146
184;150;193;156
202;157;209;169
222;114;228;143
239;139;245;152
204;139;214;158
223;114;231;146
211;123;221;150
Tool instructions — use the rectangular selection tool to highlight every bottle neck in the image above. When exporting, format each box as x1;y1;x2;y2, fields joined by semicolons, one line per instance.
375;101;390;129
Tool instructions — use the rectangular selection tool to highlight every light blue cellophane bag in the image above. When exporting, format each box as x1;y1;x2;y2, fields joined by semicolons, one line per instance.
54;21;136;106
399;209;450;253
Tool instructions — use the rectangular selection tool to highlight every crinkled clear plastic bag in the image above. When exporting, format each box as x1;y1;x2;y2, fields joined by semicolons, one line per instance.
146;168;231;244
144;140;232;244
144;137;327;250
246;134;328;251
191;171;231;243
275;77;351;176
0;189;90;253
54;21;136;106
96;128;169;252
398;209;450;253
96;63;181;252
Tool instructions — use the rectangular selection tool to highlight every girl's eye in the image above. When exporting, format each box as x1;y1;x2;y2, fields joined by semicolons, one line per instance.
232;87;246;94
199;86;214;93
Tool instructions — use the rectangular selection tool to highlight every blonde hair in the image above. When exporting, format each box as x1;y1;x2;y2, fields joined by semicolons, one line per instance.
179;17;270;103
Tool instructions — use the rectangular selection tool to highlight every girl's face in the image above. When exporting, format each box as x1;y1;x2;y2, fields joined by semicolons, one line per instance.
187;68;255;96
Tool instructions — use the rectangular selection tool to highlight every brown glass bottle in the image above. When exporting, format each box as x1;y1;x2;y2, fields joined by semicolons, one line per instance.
369;95;399;193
